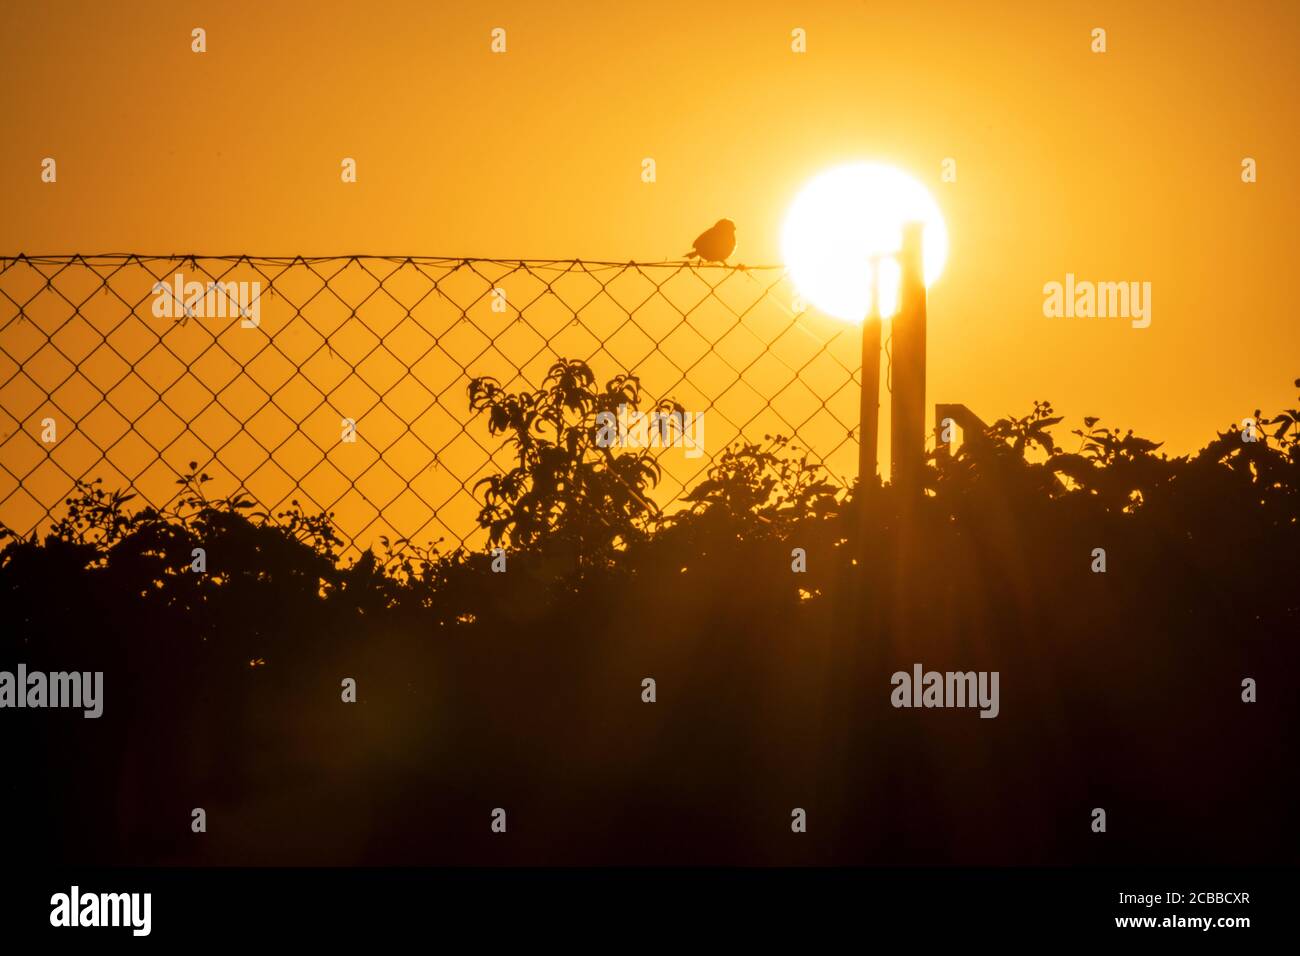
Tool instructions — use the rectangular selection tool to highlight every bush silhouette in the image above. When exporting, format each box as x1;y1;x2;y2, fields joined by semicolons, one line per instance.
1;364;1296;866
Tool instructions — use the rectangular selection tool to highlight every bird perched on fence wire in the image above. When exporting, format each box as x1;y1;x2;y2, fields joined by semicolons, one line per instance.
683;219;736;264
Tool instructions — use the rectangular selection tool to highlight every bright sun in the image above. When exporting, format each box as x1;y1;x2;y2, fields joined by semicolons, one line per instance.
781;162;948;322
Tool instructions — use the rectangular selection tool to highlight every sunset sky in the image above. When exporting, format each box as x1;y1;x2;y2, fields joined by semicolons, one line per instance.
2;0;1297;464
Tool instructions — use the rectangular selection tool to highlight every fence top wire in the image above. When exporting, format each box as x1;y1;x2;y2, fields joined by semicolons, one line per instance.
0;255;862;559
3;254;786;269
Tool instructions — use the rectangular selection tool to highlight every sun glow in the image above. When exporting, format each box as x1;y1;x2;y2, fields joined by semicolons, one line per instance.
781;162;948;322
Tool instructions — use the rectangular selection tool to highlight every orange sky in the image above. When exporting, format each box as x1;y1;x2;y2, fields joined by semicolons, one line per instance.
2;0;1298;470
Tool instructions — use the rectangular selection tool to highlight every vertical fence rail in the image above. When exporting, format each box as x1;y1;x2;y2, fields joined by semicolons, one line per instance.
0;255;865;555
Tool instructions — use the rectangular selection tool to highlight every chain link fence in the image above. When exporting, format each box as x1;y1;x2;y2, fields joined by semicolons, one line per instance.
0;254;865;556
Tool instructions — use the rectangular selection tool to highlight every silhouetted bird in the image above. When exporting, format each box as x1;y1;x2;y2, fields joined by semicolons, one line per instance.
683;219;736;263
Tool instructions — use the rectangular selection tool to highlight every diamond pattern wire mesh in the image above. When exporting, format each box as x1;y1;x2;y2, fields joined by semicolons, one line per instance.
0;255;864;557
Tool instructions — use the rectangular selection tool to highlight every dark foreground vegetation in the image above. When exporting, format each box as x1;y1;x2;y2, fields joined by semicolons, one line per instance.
3;363;1297;865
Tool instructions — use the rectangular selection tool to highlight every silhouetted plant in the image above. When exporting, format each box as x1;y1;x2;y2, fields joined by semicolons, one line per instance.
678;435;841;532
3;369;1299;868
989;400;1064;457
467;359;662;558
